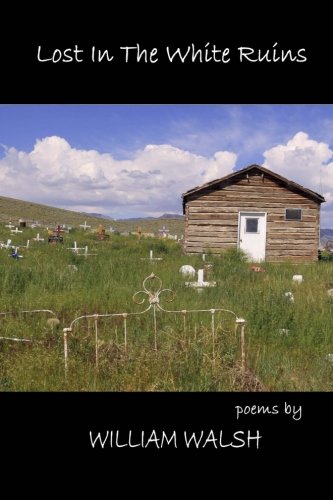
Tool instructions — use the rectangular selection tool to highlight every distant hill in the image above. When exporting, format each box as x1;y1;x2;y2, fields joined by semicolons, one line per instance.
116;213;183;222
159;213;183;219
320;228;333;246
0;195;185;235
82;212;113;220
320;228;333;238
0;196;114;227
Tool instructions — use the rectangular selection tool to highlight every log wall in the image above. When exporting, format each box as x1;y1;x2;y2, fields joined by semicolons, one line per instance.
183;174;320;261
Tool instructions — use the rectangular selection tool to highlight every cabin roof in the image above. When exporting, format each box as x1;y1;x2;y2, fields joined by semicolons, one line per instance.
182;164;325;212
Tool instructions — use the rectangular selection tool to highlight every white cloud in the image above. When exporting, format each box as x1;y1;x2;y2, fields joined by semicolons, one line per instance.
0;136;237;217
2;131;333;226
263;132;333;190
263;132;333;226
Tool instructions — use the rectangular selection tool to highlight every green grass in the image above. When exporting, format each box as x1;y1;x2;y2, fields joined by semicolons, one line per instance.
0;223;332;392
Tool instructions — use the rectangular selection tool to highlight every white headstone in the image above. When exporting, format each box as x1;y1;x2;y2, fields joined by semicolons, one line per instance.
179;265;196;277
292;275;303;283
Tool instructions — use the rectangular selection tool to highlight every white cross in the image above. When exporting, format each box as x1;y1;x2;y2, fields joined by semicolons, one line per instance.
33;233;44;242
0;239;12;249
67;241;85;254
140;250;163;261
80;221;91;230
76;246;97;258
10;227;23;234
185;268;216;289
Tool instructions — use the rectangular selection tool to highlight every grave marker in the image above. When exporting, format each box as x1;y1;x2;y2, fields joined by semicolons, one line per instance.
140;250;163;261
185;268;216;289
77;246;97;258
158;226;170;238
0;239;13;249
179;265;196;277
67;241;85;254
48;224;64;244
96;224;109;240
10;227;23;234
80;221;91;231
33;233;45;242
9;247;23;259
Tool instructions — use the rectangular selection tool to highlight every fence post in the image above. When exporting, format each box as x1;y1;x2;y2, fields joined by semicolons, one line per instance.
123;313;128;353
211;309;215;360
182;310;187;333
236;318;246;373
63;328;71;379
153;305;157;351
94;315;99;369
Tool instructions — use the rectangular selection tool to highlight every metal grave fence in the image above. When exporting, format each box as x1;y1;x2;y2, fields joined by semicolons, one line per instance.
63;273;246;376
0;309;58;344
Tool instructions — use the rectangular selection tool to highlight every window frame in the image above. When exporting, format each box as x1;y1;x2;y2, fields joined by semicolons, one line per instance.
245;217;260;233
285;208;302;221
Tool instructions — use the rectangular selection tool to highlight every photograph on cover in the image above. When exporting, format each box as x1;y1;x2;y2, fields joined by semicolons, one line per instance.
0;103;332;391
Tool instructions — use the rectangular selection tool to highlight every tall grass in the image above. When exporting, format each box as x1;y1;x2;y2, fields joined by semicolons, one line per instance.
0;225;332;391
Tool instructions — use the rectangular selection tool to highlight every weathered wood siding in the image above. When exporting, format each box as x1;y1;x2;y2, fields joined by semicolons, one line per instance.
184;173;320;261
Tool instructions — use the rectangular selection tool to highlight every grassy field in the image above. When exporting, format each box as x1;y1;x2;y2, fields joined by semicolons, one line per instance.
0;221;332;392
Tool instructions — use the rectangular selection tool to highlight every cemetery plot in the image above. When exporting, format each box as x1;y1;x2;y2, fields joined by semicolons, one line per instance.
63;273;246;380
0;221;332;391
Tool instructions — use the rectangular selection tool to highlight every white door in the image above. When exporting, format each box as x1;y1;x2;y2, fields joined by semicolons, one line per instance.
238;212;267;261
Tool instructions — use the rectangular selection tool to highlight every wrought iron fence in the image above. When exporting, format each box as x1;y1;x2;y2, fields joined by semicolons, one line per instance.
63;273;246;375
0;309;57;343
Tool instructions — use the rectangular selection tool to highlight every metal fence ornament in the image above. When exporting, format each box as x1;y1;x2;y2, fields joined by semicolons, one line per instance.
63;273;246;376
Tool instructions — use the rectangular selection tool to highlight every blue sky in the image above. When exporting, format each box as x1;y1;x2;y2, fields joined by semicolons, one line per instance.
1;104;333;226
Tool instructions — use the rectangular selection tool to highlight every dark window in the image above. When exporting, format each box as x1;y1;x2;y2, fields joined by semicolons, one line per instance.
245;218;259;233
286;209;302;221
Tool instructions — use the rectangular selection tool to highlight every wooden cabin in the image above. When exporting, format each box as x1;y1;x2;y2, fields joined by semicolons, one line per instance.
182;164;325;262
